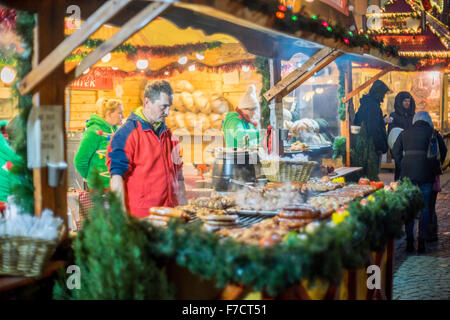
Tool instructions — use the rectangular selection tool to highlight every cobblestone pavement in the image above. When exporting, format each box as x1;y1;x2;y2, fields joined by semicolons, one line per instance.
379;170;450;300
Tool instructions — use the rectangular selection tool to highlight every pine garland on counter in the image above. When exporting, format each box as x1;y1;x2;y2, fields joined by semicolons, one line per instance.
143;178;423;296
53;172;175;299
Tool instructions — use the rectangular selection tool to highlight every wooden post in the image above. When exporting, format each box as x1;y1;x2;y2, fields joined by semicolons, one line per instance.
33;0;68;235
385;240;394;300
344;61;352;167
441;72;449;132
269;58;284;156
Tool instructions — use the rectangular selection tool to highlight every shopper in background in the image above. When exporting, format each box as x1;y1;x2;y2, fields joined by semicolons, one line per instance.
107;80;187;218
392;111;447;253
74;98;123;190
354;80;392;170
388;92;416;180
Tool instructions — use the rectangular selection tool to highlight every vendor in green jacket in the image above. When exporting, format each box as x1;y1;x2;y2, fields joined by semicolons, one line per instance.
222;84;260;148
74;98;123;190
0;120;22;202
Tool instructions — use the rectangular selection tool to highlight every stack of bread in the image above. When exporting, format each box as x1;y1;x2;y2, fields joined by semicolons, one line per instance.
146;206;191;228
165;80;230;133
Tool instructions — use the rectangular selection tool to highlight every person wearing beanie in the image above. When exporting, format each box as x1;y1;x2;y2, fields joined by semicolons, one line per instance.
392;111;447;253
74;98;123;190
354;80;392;169
222;85;260;148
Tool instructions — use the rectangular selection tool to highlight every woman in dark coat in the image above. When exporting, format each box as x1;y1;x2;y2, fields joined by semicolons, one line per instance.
388;92;416;180
392;111;447;253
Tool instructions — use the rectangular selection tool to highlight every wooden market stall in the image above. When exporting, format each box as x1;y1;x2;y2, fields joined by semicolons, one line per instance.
353;0;450;168
0;0;422;300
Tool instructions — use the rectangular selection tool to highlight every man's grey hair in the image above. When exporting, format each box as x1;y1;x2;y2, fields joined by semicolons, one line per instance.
144;80;173;103
413;111;433;128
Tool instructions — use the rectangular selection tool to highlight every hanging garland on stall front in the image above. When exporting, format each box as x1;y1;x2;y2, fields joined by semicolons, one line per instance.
65;40;223;62
337;63;346;121
80;59;256;80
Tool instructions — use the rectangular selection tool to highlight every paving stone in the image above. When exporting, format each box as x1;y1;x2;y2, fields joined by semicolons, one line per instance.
383;171;450;300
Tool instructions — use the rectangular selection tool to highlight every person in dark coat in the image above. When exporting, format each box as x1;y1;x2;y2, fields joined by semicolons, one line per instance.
354;80;391;169
388;92;416;180
392;111;447;253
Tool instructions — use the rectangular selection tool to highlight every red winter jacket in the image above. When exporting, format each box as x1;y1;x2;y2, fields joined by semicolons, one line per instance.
106;112;183;218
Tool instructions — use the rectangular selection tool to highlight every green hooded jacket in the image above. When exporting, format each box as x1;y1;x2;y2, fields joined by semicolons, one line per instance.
222;112;259;148
0;134;22;202
74;114;117;189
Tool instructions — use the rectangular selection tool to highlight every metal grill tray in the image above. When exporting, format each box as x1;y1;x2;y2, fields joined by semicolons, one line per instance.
187;211;273;229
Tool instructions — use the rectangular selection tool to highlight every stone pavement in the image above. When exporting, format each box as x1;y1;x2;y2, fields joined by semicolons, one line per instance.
379;170;450;300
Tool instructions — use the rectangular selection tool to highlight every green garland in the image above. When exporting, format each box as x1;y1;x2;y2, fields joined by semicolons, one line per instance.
332;136;346;163
8;11;35;214
143;178;423;296
53;172;175;300
66;40;223;62
255;56;270;129
337;63;346;121
238;0;413;64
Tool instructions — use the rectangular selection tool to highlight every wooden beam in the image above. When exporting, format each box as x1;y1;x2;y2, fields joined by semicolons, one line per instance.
263;48;343;101
33;0;68;237
441;73;448;131
17;0;132;95
341;67;395;103
264;48;334;101
68;1;171;83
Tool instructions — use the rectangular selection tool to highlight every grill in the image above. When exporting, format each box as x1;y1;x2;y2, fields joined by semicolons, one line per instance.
187;211;273;228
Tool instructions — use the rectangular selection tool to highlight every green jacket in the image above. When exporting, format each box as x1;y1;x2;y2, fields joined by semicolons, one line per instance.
0;134;22;202
74;114;117;189
222;112;259;148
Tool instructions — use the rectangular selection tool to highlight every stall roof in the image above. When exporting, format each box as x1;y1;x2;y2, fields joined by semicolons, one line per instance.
4;0;417;96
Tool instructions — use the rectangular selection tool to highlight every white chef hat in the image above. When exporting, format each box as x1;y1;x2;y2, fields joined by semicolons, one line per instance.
238;84;260;110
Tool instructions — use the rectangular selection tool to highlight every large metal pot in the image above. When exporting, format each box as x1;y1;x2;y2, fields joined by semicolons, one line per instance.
212;148;258;191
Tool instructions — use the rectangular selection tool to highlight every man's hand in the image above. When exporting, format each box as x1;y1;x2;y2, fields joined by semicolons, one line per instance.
110;174;126;211
384;116;393;124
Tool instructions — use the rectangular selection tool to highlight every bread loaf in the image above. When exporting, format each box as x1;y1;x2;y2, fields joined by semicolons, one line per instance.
175;112;186;129
173;93;185;112
196;113;211;130
175;80;194;93
210;93;230;114
192;91;210;115
209;113;223;129
181;92;196;113
184;112;196;131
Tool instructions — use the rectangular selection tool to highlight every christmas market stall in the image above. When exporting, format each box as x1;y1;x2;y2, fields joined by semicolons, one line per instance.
357;0;450;168
0;0;426;300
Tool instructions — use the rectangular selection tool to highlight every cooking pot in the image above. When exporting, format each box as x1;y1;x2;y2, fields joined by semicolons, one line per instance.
212;148;258;191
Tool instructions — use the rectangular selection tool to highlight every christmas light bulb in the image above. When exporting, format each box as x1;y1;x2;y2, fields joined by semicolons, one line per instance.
101;53;111;63
178;56;188;65
0;66;16;84
136;59;148;70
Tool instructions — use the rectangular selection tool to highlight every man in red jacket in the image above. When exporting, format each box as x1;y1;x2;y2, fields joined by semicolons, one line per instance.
107;80;187;218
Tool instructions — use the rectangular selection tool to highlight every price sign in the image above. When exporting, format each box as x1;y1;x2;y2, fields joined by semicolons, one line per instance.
27;105;64;168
